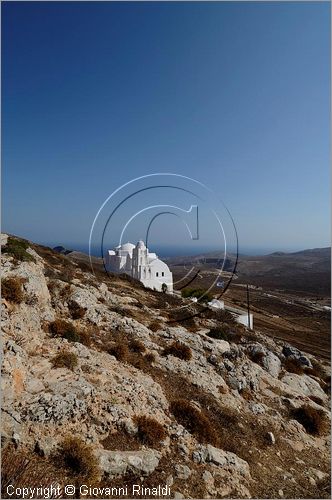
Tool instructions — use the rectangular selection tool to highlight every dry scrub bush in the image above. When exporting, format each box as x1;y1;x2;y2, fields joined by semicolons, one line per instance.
145;352;156;363
49;320;80;342
68;300;86;320
207;326;243;344
55;436;100;483
107;342;129;362
283;357;305;375
149;320;163;332
52;351;78;371
129;339;146;353
163;341;192;361
207;327;230;341
1;444;62;499
240;387;254;400
2;277;24;303
49;320;91;345
292;404;329;435
170;399;217;444
133;416;166;446
249;350;265;366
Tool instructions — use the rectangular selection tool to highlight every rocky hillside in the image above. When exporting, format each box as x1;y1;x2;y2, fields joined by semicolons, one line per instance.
1;234;331;499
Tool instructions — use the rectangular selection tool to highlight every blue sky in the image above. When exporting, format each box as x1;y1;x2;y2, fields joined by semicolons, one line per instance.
2;1;330;256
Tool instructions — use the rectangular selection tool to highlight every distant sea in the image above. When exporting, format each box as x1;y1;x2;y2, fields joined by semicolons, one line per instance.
54;243;297;258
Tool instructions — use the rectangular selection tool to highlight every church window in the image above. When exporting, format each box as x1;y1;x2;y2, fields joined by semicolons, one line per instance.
162;272;164;277
156;272;159;277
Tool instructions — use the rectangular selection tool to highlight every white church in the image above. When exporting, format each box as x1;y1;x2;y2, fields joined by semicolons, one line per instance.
106;240;173;293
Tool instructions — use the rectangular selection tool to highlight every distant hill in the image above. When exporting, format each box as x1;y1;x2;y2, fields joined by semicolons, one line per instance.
167;247;331;296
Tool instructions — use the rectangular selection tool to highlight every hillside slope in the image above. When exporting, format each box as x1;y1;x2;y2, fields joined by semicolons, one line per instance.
1;234;331;499
167;247;331;296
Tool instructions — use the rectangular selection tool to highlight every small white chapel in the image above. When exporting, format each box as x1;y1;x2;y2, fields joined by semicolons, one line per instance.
106;240;173;293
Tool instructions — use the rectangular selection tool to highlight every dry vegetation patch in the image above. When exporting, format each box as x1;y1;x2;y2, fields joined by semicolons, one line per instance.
1;444;63;499
163;341;192;361
51;350;78;371
107;342;129;362
54;436;100;483
2;277;24;303
68;300;86;319
133;416;167;446
291;404;329;435
49;319;91;346
170;399;217;445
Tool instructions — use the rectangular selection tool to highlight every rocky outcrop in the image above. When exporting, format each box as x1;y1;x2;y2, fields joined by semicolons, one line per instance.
1;234;331;500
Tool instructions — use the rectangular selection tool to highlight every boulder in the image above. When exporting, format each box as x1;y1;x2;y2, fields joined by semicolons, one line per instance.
97;449;161;478
281;373;327;400
192;445;250;477
282;345;312;368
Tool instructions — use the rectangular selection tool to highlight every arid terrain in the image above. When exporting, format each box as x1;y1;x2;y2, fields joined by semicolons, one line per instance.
167;248;331;360
1;234;331;499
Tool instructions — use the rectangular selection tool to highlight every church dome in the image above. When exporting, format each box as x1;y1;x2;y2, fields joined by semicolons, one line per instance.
136;240;146;249
119;242;136;253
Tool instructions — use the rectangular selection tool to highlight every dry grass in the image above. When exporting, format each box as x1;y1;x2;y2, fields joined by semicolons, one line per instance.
249;350;265;366
149;320;163;332
145;352;156;363
54;436;100;483
170;399;217;444
240;387;254;400
49;319;91;346
1;277;24;303
206;326;243;344
68;300;86;320
133;416;166;446
129;339;146;353
163;341;192;361
51;351;78;371
107;342;129;362
49;319;80;342
283;357;305;375
1;444;62;499
291;404;329;435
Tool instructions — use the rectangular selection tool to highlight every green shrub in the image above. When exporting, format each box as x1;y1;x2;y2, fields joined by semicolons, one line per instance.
181;287;213;303
163;341;192;361
2;277;24;303
206;328;229;341
3;237;35;263
133;416;166;446
52;351;78;370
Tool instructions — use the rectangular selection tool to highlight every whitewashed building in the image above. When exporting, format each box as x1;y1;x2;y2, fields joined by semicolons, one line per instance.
106;240;173;293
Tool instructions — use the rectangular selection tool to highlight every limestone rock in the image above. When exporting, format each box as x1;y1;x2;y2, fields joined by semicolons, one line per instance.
97;449;161;478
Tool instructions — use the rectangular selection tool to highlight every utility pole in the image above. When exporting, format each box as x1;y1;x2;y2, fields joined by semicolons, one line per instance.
246;284;251;329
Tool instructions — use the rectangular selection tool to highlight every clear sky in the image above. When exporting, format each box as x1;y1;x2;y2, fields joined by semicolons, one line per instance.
2;1;330;256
